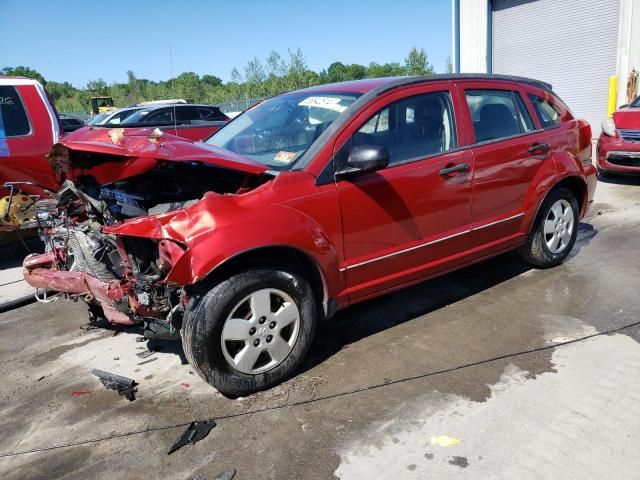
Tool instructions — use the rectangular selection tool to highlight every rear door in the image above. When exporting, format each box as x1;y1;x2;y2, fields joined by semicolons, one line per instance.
333;83;474;301
458;81;552;251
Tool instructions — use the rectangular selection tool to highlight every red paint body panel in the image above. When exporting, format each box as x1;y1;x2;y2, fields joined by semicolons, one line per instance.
23;76;597;322
52;126;267;185
0;81;60;195
597;107;640;174
613;108;640;129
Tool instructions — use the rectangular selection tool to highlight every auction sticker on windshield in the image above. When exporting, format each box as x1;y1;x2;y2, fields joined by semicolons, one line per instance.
298;96;348;113
274;150;296;164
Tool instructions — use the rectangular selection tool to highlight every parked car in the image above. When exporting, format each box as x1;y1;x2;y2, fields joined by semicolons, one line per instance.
117;103;230;141
0;76;61;230
87;106;143;126
59;114;85;133
597;95;640;175
23;75;596;396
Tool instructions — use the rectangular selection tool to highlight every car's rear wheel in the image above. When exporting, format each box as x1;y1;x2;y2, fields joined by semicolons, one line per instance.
519;187;579;268
181;268;317;397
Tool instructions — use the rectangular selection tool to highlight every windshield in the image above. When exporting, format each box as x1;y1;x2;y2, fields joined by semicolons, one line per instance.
631;96;640;108
205;91;360;169
87;113;109;125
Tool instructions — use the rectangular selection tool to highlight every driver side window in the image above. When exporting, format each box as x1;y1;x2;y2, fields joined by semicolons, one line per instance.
340;91;456;169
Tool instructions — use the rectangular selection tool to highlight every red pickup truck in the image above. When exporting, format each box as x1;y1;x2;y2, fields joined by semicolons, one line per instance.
0;76;61;230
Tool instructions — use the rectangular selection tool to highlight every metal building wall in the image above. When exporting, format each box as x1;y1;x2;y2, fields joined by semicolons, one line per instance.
492;0;620;134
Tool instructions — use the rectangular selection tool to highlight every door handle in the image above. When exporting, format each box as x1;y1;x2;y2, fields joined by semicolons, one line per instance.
439;163;469;176
528;143;549;154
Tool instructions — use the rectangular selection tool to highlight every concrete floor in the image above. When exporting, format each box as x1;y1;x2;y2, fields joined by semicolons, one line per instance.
0;177;639;480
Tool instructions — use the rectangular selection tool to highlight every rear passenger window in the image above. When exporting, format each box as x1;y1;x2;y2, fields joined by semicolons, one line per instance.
528;95;561;128
0;86;31;137
347;91;456;166
465;90;533;143
146;108;173;123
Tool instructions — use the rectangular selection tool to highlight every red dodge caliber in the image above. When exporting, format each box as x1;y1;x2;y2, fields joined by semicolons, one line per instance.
24;75;597;396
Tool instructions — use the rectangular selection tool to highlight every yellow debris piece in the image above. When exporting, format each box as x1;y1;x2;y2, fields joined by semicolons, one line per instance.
430;435;462;447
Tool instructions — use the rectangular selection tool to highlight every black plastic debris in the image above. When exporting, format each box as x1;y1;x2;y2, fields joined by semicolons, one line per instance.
92;369;137;401
136;349;154;359
168;420;216;454
137;357;158;366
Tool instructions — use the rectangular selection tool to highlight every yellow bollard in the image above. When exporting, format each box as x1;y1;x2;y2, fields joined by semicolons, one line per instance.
608;76;618;117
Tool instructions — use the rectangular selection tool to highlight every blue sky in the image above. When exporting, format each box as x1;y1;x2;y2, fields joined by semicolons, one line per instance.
0;0;452;88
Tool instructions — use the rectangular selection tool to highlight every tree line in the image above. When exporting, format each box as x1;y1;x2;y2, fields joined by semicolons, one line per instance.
2;47;451;113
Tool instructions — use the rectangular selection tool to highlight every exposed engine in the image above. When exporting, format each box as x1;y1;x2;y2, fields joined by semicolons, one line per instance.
33;158;271;335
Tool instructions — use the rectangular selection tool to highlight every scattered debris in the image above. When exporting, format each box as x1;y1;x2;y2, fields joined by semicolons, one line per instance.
136;349;155;359
92;369;137;401
136;336;148;343
448;456;469;468
113;356;120;361
71;389;92;396
213;468;236;480
36;375;46;382
137;357;158;366
430;435;462;447
180;383;190;388
168;420;216;454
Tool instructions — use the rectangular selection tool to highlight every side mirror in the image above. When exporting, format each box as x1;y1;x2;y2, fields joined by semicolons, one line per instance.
619;103;629;109
335;145;389;179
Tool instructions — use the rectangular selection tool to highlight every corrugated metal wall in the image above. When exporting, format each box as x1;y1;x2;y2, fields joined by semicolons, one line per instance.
493;0;620;134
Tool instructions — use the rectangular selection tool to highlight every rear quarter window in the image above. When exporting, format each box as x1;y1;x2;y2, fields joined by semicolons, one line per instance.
0;85;31;137
528;94;561;128
465;89;533;143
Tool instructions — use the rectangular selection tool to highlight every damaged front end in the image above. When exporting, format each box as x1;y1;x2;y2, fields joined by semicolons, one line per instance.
24;128;272;335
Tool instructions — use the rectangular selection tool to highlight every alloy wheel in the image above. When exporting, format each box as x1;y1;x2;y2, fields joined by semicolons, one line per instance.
543;199;575;254
221;288;301;374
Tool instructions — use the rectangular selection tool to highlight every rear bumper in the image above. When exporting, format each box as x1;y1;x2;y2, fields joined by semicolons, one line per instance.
23;252;138;325
597;135;640;174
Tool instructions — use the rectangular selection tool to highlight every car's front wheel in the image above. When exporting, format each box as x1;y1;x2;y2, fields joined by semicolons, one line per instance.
519;187;579;268
181;268;318;397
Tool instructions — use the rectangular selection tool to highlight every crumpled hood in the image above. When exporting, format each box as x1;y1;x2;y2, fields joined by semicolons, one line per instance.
613;108;640;130
49;126;268;185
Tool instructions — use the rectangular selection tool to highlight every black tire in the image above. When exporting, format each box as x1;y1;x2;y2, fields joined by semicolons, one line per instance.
182;268;317;397
518;187;579;268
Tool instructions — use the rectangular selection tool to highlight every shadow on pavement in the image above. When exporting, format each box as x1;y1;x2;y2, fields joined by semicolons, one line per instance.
301;222;598;374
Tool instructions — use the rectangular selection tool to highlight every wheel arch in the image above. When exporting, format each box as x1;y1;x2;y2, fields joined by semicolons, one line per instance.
189;245;332;319
528;174;587;236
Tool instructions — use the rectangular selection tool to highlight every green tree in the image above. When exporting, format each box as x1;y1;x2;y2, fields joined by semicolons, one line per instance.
404;47;434;76
1;66;47;85
367;62;406;78
86;78;109;95
202;74;222;86
445;56;453;74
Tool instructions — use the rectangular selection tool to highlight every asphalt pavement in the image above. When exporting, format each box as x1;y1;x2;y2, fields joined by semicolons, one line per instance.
0;177;639;480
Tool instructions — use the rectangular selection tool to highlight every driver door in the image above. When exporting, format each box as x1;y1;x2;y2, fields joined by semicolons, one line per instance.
334;84;474;301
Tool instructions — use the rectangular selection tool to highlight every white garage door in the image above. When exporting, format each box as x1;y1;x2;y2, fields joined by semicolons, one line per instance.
493;0;620;135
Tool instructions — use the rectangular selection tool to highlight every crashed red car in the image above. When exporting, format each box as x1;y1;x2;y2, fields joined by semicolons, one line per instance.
23;75;596;396
597;96;640;175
